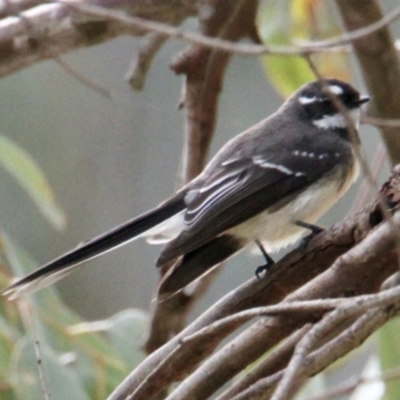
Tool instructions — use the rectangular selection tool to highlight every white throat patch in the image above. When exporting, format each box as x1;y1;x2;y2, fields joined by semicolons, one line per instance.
313;109;361;130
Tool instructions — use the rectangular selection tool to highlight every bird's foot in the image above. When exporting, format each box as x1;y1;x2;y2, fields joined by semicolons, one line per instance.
255;240;275;280
295;220;324;251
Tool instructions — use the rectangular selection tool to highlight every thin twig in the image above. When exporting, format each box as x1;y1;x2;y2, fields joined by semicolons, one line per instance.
349;142;387;214
270;283;400;400
335;0;400;165
271;309;355;400
125;32;167;90
305;55;400;275
54;57;111;98
34;340;52;400
182;285;400;344
230;306;398;400
58;0;400;57
363;115;400;128
309;366;400;400
215;325;313;400
8;0;112;98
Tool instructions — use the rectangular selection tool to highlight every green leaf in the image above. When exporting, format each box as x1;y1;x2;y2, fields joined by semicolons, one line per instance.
106;309;147;368
1;233;126;368
261;54;315;98
378;319;400;400
257;0;351;97
1;233;144;398
0;135;66;230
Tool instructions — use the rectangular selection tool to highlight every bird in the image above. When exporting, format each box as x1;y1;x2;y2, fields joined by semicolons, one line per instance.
1;79;370;301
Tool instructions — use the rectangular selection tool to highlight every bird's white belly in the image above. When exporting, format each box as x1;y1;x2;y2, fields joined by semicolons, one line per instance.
228;169;357;253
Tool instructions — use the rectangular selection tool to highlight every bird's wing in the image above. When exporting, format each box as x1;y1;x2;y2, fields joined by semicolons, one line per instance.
157;153;339;265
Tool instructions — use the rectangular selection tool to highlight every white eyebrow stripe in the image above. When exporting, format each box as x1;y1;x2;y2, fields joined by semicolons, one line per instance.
298;96;318;104
252;157;294;175
329;84;344;95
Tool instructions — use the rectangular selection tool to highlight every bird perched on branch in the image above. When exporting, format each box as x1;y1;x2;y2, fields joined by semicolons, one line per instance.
1;79;369;301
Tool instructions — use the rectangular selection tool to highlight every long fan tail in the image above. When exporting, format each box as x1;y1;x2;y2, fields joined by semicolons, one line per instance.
1;195;186;299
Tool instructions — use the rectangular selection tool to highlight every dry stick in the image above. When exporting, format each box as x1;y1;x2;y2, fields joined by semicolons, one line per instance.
160;220;399;400
54;57;111;98
34;340;52;400
332;0;400;294
0;2;142;79
111;249;331;400
57;1;400;56
271;309;363;400
268;212;400;400
174;0;252;182
123;239;348;400
0;0;41;18
180;302;338;344
182;284;400;345
363;115;400;128
349;141;387;215
109;184;395;400
305;56;380;200
303;306;400;390
335;0;400;165
305;56;400;270
215;326;313;400
0;0;155;18
125;32;168;90
230;305;399;400
4;0;112;98
111;161;400;400
0;0;398;80
125;4;191;90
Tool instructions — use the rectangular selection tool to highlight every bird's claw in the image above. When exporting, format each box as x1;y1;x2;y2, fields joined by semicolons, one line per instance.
295;220;324;251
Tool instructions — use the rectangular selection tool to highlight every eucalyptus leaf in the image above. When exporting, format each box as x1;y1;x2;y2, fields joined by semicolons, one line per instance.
257;0;351;97
1;233;126;370
106;309;148;368
0;135;66;230
378;319;400;400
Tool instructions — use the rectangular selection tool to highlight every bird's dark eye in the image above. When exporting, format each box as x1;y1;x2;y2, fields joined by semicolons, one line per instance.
341;92;353;104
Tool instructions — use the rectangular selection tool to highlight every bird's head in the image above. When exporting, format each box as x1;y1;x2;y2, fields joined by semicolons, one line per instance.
287;79;370;130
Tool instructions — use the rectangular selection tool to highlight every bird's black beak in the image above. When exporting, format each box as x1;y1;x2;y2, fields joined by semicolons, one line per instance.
354;95;371;106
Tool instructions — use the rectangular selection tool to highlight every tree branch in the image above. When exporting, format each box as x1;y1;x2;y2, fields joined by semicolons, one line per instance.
335;0;400;165
0;0;399;80
230;305;400;400
107;164;400;400
0;0;196;78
